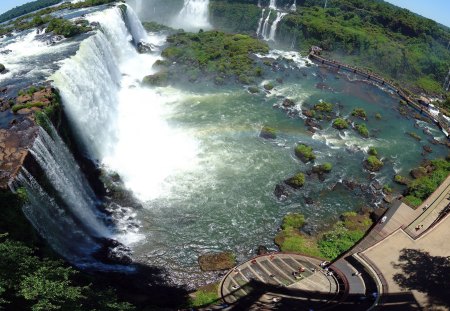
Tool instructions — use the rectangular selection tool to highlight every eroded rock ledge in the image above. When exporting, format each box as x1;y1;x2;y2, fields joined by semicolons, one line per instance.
0;85;58;189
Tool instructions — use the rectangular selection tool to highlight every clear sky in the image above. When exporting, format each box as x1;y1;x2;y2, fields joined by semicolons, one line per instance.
385;0;450;27
0;0;449;27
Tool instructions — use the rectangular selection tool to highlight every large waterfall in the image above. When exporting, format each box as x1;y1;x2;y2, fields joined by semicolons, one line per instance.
16;121;113;268
53;5;198;201
171;0;211;32
256;1;287;42
268;12;287;41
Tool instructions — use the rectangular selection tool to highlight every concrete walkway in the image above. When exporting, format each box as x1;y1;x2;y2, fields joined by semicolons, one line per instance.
219;253;344;309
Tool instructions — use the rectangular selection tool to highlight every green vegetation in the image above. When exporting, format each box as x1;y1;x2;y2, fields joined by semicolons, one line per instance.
394;174;410;185
313;162;333;174
161;31;268;84
281;213;305;230
403;195;423;208
142;71;169;87
294;143;316;162
263;82;274;90
0;0;60;24
0;0;115;36
260;125;276;139
12;102;46;113
210;0;450;95
355;123;369;138
365;155;383;171
332;118;348;130
368;146;377;156
375;113;382;120
142;21;176;33
274;211;372;260
285;173;305;188
0;235;135;311
0;64;5;73
247;86;259;93
314;101;333;112
403;159;450;208
383;184;393;194
351;108;367;119
46;18;90;38
189;283;219;308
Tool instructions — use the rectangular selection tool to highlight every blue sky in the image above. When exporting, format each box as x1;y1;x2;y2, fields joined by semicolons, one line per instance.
0;0;449;27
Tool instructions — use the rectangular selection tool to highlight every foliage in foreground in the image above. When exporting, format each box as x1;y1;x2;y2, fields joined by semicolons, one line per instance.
0;235;135;311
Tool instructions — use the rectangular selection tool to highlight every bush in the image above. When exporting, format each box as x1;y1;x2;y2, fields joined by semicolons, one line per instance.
355;123;369;138
394;174;409;185
260;126;276;139
285;172;305;188
351;108;367;119
263;82;274;90
368;146;377;156
332;118;348;130
320;162;333;172
295;143;316;162
375;113;382;119
365;155;383;171
318;223;364;260
403;195;422;208
281;213;305;230
314;102;333;112
46;18;90;37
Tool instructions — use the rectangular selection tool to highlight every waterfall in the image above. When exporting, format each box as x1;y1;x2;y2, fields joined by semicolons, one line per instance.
30;125;110;237
290;0;297;11
17;168;103;268
268;12;287;41
125;4;149;45
256;9;266;37
269;0;277;9
171;0;211;32
261;10;272;40
53;5;198;201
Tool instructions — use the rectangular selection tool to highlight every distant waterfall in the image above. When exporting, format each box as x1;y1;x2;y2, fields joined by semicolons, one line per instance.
268;12;287;41
260;10;272;40
171;0;211;32
256;9;266;37
269;0;277;9
290;0;297;11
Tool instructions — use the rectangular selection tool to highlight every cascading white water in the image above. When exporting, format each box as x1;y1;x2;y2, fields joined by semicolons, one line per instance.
269;0;277;9
268;12;287;41
125;5;149;45
53;5;198;201
17;167;103;267
30;125;110;237
171;0;211;32
256;9;266;37
290;0;297;11
261;10;272;40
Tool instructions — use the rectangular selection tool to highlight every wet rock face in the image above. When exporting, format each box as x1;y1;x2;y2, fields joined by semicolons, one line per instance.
0;120;38;189
198;251;235;271
274;183;290;200
94;238;133;265
256;245;269;255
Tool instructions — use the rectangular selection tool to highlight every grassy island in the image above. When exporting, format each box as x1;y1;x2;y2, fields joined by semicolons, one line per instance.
365;155;383;172
275;211;372;260
351;108;367;119
355;123;369;138
285;172;306;189
159;31;269;84
332;118;348;130
294;143;316;162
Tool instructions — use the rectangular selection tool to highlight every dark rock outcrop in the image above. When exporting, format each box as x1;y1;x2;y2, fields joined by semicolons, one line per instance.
198;251;235;271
